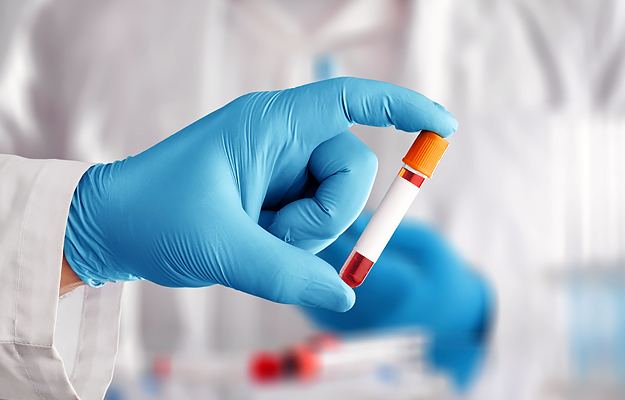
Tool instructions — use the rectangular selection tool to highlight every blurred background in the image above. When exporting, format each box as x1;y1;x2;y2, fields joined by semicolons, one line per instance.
1;0;625;399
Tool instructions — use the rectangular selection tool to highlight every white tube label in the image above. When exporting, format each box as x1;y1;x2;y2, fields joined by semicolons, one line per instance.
353;175;420;262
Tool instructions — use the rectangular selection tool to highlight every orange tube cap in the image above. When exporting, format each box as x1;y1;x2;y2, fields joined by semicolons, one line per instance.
402;131;449;178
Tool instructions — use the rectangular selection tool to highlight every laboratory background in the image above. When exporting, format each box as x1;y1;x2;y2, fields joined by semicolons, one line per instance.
1;0;625;399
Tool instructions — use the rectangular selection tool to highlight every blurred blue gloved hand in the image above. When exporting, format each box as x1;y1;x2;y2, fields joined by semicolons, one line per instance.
64;77;457;312
302;213;494;387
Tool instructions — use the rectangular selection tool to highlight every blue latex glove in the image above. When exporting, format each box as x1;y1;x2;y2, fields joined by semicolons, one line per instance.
302;213;494;387
64;77;458;312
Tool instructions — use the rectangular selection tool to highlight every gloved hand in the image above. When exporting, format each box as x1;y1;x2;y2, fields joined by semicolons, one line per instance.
302;213;494;387
64;77;458;312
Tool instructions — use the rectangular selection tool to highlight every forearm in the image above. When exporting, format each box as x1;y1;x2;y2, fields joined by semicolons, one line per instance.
60;252;86;296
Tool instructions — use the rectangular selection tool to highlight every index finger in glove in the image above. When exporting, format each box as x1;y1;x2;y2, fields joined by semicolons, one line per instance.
283;77;458;146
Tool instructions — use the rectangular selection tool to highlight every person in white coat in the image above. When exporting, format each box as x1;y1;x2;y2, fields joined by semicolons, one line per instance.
1;2;469;400
0;156;123;399
1;1;624;399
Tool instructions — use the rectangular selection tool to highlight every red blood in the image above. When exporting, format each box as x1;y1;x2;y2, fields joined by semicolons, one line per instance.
249;351;283;383
398;167;425;187
340;251;374;288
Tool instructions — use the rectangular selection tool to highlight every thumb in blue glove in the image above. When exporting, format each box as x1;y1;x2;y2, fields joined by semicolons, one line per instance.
64;77;458;312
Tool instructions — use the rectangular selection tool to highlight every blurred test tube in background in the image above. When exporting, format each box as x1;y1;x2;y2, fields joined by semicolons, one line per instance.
151;330;453;400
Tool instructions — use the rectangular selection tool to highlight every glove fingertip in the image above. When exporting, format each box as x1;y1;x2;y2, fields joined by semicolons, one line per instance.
336;283;356;312
301;278;356;312
431;101;458;133
448;113;459;135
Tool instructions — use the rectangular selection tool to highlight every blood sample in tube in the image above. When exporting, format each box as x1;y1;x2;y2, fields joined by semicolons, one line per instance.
339;131;449;288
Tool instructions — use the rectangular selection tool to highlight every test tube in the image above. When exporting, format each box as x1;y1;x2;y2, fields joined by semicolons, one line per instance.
249;331;426;383
339;131;449;288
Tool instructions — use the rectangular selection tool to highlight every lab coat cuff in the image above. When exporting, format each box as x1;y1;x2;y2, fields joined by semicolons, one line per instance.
0;155;124;400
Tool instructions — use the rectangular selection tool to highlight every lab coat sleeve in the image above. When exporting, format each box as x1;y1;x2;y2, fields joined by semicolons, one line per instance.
0;154;124;400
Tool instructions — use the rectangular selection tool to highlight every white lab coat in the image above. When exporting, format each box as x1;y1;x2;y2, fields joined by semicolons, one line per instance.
1;0;624;399
0;155;123;399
